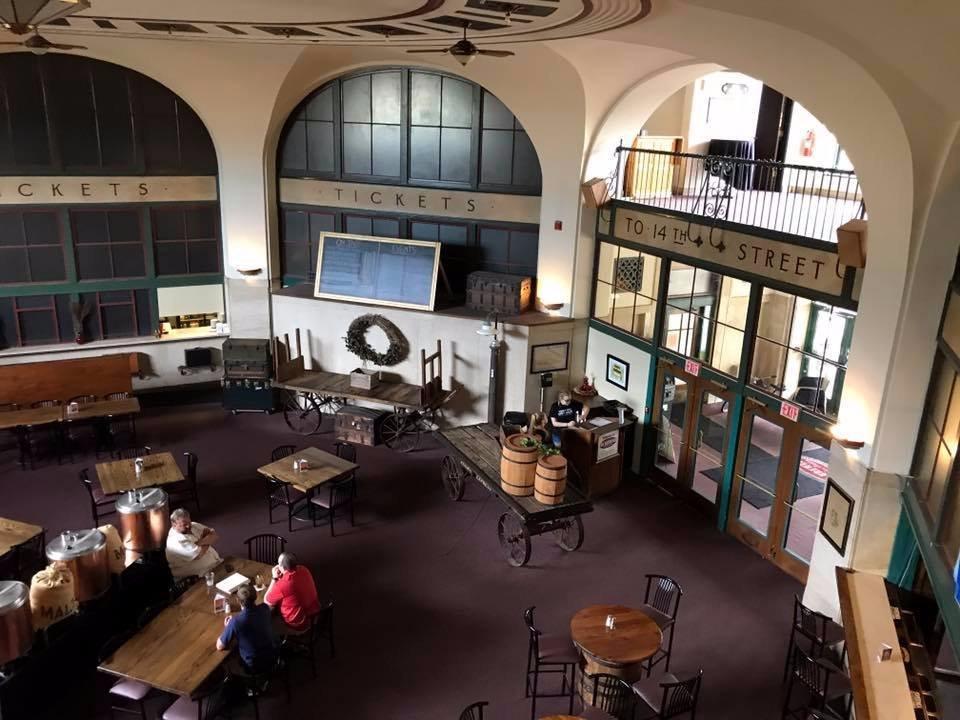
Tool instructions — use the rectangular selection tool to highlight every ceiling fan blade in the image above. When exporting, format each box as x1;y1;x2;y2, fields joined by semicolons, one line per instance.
51;43;87;50
477;49;514;57
406;48;449;54
0;42;25;46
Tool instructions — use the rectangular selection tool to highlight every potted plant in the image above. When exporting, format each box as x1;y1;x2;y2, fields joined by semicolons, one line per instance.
70;300;93;344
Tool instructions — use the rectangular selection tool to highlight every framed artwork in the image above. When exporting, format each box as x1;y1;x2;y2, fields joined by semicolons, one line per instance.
606;354;630;390
530;341;570;374
819;478;854;556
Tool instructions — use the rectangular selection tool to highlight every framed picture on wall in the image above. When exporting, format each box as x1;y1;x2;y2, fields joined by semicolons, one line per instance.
819;478;854;555
530;342;569;374
606;354;630;390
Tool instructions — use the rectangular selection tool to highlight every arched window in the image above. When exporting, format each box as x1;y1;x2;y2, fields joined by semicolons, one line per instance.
277;68;542;290
0;54;220;349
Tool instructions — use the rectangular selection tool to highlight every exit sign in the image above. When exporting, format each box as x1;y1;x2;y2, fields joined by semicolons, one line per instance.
684;359;701;377
780;402;801;422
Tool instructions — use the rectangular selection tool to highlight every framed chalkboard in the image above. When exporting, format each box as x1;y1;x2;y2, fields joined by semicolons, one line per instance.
313;231;441;310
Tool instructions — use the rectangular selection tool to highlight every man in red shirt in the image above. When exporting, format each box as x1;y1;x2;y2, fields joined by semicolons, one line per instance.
264;551;320;635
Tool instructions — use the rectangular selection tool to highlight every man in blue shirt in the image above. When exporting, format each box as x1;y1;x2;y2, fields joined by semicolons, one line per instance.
216;584;276;674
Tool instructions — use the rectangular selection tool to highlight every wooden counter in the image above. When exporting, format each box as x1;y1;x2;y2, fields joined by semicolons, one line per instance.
835;568;916;720
561;417;634;497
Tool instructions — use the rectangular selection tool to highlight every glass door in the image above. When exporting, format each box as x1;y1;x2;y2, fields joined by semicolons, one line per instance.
652;360;734;518
727;401;832;581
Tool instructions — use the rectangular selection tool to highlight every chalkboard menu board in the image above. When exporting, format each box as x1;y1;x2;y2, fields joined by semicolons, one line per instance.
313;232;441;310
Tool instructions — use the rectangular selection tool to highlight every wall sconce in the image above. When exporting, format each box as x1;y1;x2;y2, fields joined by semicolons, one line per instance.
831;424;865;450
541;301;564;312
234;266;263;277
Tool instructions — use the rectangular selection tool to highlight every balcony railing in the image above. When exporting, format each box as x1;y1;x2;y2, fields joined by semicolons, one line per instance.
613;146;864;243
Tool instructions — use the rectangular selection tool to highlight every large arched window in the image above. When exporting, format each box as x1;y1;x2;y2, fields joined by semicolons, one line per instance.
277;68;542;291
0;54;221;349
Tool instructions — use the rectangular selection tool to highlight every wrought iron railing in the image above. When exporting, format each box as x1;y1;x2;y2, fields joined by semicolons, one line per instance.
613;146;864;243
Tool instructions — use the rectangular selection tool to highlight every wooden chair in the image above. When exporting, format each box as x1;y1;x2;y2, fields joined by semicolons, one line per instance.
268;445;304;533
161;675;230;720
782;647;850;720
523;606;578;720
244;533;287;564
98;632;157;720
641;574;683;675
586;673;636;720
167;452;201;512
308;476;355;536
333;441;359;497
632;668;703;719
21;400;62;467
229;655;291;720
117;445;152;460
80;468;118;526
459;701;489;720
282;599;334;678
783;595;845;682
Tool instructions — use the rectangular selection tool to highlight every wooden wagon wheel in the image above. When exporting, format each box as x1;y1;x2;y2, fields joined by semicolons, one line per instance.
314;395;343;431
440;455;466;501
554;515;584;552
381;409;421;453
497;512;531;567
282;392;321;435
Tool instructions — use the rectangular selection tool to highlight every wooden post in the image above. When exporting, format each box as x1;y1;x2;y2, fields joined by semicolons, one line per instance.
295;328;302;360
421;348;427;388
436;339;442;391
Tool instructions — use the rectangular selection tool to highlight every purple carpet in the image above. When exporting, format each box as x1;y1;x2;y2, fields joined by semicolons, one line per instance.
0;399;801;719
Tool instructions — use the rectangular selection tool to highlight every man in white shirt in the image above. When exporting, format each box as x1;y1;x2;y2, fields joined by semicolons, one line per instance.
165;507;222;579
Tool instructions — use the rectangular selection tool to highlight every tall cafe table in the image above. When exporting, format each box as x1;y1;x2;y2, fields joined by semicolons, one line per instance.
98;556;273;698
570;604;663;702
0;406;62;431
96;451;184;494
257;446;358;520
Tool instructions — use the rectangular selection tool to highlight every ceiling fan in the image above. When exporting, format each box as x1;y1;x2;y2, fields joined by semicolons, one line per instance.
0;30;86;54
407;24;514;67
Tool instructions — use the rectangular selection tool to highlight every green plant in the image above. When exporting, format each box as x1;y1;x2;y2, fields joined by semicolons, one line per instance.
539;445;561;457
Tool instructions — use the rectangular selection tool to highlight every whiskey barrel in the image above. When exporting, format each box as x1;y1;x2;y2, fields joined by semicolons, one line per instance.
500;433;539;496
535;454;568;505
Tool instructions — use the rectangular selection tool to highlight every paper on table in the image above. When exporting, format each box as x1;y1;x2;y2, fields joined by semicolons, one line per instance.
215;572;250;595
588;417;614;427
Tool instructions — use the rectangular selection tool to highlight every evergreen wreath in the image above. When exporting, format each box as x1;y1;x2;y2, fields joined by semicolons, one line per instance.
344;314;408;367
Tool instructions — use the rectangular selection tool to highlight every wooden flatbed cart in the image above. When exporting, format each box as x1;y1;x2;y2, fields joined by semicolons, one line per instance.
437;423;593;567
272;330;454;453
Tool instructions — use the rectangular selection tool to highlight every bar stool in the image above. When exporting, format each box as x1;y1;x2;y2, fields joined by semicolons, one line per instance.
523;606;579;720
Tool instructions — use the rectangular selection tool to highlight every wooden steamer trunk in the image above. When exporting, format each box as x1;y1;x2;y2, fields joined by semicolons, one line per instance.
500;433;539;497
466;272;533;315
334;405;387;446
534;455;568;505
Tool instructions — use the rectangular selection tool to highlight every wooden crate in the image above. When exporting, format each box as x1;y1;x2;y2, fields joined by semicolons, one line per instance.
465;272;533;315
334;405;387;446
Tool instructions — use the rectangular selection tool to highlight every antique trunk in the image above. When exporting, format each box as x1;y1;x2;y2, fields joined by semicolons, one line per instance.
465;272;533;315
334;405;388;446
222;338;275;412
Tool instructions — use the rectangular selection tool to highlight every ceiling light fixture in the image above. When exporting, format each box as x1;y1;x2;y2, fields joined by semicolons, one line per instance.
0;0;90;35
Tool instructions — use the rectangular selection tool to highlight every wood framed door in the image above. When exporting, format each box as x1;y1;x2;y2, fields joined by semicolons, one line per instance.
651;359;735;518
727;400;832;581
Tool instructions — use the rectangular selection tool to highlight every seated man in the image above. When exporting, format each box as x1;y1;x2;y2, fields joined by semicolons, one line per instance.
264;551;320;635
217;584;276;674
165;507;222;579
548;391;585;447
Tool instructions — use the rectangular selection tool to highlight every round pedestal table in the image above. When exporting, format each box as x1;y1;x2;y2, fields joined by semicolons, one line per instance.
570;604;663;703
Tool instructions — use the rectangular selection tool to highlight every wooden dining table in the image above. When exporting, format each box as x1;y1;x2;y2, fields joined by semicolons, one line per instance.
66;397;140;421
570;604;663;701
98;556;273;697
96;451;184;494
0;406;63;431
256;446;358;494
0;517;44;556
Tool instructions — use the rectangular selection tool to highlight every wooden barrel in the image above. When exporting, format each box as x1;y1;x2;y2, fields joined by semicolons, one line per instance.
500;433;539;497
535;454;568;505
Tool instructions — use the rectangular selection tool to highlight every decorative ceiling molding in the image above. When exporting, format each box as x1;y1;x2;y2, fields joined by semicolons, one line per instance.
31;0;651;47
